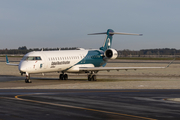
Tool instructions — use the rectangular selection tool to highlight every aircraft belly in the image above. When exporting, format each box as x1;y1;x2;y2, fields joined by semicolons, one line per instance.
67;64;94;72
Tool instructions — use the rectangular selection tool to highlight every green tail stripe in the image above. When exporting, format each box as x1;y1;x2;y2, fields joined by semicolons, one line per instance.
99;29;114;51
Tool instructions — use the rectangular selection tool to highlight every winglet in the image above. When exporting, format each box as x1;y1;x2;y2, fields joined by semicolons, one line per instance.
166;58;176;68
5;55;19;66
6;55;9;63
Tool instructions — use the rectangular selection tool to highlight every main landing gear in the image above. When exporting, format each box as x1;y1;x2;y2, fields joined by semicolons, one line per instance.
25;72;32;83
88;71;97;81
59;72;68;80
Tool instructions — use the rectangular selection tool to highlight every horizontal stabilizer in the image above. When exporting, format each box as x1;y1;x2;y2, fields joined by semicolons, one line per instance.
109;32;143;36
88;31;143;36
88;32;107;35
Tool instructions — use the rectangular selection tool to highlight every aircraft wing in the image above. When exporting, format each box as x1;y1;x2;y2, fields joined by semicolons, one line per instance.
79;66;166;72
79;59;174;72
6;63;19;66
6;55;19;66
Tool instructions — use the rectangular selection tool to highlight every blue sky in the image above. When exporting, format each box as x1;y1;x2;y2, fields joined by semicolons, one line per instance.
0;0;180;50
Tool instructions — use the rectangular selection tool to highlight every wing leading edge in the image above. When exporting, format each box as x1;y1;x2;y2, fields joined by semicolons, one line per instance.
79;59;175;72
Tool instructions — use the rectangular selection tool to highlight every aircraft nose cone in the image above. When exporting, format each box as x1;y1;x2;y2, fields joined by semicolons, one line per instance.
19;64;26;72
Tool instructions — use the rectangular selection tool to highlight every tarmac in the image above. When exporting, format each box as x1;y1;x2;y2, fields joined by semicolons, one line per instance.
1;58;180;119
0;59;180;89
1;89;180;120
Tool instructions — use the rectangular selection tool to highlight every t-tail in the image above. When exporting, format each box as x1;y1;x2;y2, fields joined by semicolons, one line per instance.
88;29;143;51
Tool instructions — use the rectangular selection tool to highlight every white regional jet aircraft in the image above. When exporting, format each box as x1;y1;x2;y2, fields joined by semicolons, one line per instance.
6;29;172;83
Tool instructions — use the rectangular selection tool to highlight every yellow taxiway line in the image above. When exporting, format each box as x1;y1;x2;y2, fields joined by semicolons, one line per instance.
13;91;156;120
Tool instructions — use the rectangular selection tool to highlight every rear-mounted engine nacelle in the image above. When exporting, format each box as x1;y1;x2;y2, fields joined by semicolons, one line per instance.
105;48;118;59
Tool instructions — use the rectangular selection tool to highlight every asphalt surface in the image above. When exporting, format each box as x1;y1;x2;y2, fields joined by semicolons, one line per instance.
0;89;180;120
1;59;180;119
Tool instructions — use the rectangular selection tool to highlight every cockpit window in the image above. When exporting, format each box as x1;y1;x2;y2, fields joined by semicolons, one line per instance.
27;57;34;60
22;56;42;61
35;57;42;60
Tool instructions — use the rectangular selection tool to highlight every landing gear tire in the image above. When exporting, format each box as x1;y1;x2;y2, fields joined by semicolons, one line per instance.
59;74;68;80
92;75;96;81
64;74;68;80
25;73;31;83
59;74;64;80
88;75;91;81
88;75;96;81
25;79;31;83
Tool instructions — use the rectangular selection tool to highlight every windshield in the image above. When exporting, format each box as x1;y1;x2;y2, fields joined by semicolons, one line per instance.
22;56;42;61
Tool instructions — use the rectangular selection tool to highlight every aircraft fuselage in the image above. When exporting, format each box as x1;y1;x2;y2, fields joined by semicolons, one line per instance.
19;49;106;74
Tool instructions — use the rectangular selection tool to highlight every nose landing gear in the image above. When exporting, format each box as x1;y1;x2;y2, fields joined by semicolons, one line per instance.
25;72;31;83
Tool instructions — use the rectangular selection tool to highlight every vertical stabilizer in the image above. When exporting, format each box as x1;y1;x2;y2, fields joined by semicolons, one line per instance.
99;29;114;51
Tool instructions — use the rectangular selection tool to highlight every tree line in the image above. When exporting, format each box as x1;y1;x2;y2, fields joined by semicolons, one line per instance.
118;48;179;57
0;46;78;54
0;46;179;56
